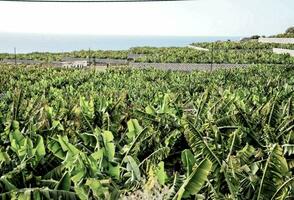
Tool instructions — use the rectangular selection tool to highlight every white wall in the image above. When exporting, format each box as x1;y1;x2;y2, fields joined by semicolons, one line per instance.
273;48;294;56
258;38;294;44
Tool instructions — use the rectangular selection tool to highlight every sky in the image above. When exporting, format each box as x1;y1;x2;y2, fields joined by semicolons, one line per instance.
0;0;293;36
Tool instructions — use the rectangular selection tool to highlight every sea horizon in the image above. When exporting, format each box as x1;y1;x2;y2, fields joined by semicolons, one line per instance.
0;32;243;53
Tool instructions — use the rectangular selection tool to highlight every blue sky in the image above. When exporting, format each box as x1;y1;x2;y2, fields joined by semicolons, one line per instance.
0;0;293;36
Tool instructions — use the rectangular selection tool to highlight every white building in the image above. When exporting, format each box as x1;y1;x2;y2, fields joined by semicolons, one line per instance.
61;58;88;68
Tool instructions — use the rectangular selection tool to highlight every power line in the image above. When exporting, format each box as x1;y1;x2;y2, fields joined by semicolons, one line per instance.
0;0;191;2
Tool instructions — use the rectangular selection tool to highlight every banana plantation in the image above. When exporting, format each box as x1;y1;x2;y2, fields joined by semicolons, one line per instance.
131;47;294;64
1;41;294;65
190;41;294;50
0;50;128;62
0;64;293;199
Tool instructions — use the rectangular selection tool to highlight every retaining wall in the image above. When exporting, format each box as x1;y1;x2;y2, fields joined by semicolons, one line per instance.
273;48;294;56
129;63;248;71
258;38;294;44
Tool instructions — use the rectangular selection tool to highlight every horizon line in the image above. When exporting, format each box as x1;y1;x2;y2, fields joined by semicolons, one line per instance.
0;32;245;37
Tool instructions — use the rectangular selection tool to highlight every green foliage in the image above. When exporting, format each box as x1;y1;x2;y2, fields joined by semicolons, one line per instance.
257;144;290;200
0;64;293;199
286;27;294;34
181;149;196;176
173;159;212;200
0;50;128;61
131;41;294;64
2;40;294;65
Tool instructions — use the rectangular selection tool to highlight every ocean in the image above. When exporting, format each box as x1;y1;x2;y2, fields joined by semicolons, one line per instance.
0;33;241;53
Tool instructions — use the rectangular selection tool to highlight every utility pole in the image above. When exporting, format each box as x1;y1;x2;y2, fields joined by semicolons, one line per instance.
210;43;214;72
14;47;17;66
88;48;91;66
